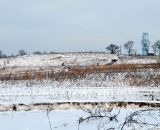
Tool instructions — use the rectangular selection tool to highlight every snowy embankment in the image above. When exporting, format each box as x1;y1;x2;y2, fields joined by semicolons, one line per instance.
0;85;160;105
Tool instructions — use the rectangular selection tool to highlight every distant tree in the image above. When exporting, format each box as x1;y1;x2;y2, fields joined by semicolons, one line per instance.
143;39;150;55
42;51;47;54
33;51;42;55
0;50;3;58
124;41;134;56
18;49;27;56
11;54;15;57
106;44;120;54
152;44;157;55
49;51;56;54
0;50;7;58
3;54;7;58
152;40;160;55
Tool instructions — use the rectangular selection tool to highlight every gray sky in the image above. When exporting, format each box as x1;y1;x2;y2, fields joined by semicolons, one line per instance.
0;0;160;54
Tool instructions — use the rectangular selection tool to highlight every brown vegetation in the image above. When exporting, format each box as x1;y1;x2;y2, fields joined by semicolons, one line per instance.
0;63;160;81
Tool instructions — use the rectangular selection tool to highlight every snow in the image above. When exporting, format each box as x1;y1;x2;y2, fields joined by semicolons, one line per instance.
117;55;160;64
0;84;159;104
0;108;160;130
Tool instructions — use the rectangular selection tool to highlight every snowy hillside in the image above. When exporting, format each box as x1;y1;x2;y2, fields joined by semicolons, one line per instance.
0;53;118;67
0;53;159;70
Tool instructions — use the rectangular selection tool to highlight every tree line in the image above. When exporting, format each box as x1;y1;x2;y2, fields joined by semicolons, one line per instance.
0;49;57;58
106;40;160;56
0;40;160;58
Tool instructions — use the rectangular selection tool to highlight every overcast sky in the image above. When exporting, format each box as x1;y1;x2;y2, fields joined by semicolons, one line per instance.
0;0;160;54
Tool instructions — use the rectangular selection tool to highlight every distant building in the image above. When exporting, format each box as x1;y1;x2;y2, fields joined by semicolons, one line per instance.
141;33;150;55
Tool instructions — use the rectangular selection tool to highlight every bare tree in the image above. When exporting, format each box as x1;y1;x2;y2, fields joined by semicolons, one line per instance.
78;104;120;130
78;104;160;130
106;44;120;54
143;39;150;55
46;105;53;130
0;50;7;58
152;44;157;55
0;50;3;58
33;51;42;55
18;49;27;56
152;40;160;55
121;108;160;130
124;41;134;56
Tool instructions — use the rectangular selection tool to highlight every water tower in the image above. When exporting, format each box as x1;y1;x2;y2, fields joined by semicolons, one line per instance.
141;33;150;55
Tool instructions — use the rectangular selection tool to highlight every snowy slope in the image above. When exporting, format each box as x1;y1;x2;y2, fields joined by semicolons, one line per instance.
0;53;118;67
0;69;159;105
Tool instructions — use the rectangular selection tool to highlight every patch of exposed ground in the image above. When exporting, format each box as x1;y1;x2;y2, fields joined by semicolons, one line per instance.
0;102;160;112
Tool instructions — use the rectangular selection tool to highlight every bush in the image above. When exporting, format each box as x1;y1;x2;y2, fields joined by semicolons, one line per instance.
33;51;42;55
0;50;7;58
18;49;27;56
0;50;3;58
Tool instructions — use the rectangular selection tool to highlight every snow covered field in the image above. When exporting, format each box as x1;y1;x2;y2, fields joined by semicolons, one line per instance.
0;69;159;105
0;108;160;130
0;53;159;68
0;85;159;105
0;53;160;130
117;55;160;64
